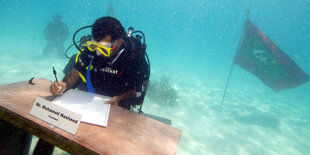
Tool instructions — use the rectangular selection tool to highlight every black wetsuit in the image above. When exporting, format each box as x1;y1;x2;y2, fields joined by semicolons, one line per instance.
63;37;149;109
74;40;141;102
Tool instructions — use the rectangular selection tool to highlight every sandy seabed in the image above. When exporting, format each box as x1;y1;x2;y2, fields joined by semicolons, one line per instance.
1;45;310;155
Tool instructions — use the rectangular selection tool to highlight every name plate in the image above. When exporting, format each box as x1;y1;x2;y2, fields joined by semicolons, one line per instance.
30;97;82;135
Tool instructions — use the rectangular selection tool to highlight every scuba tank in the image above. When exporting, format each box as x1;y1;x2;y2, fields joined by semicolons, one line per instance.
125;26;150;113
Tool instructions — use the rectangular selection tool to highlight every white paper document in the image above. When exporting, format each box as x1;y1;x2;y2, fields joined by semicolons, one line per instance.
53;89;111;127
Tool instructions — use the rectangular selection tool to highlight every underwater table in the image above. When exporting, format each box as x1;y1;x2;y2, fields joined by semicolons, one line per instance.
0;78;181;155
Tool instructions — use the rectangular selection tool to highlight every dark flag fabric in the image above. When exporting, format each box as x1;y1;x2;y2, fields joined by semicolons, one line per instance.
234;18;310;91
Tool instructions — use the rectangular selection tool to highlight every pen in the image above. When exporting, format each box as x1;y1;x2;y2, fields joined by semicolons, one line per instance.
52;67;59;85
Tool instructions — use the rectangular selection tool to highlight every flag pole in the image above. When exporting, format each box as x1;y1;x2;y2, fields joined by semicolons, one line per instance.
220;61;235;107
220;9;250;107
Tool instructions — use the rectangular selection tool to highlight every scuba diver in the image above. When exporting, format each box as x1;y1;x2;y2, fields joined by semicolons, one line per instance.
56;16;150;110
42;13;69;56
35;16;150;155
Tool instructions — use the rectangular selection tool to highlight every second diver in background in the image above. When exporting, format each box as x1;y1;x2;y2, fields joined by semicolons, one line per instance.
42;13;69;56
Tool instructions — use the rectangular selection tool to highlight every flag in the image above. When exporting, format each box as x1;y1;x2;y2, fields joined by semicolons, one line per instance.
106;2;116;17
234;18;310;91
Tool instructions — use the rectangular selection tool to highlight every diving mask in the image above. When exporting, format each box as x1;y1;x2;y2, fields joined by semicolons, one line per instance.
85;41;115;57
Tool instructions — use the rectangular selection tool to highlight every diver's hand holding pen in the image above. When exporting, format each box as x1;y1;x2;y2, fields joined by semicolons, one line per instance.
50;67;67;95
51;81;67;95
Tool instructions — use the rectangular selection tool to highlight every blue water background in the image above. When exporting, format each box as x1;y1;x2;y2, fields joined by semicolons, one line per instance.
1;0;310;154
